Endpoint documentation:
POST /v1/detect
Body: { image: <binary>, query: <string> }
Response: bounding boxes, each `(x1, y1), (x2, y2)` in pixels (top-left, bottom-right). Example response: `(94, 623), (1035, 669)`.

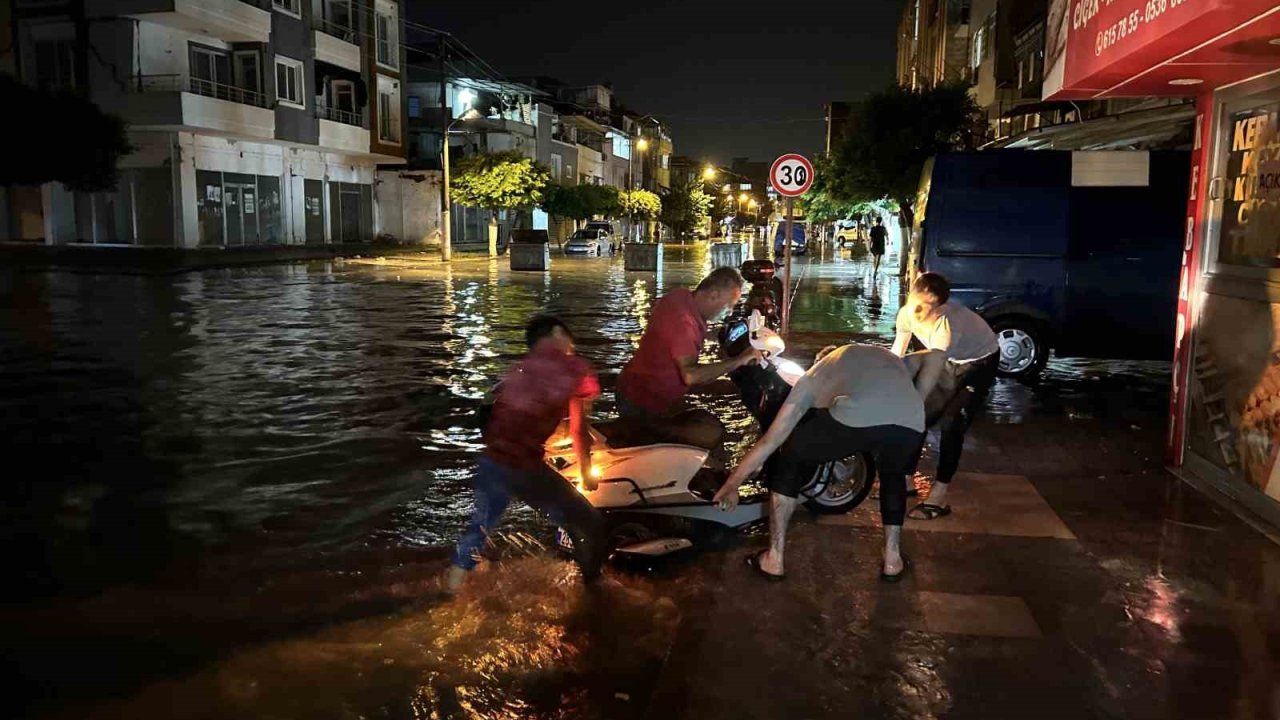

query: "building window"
(375, 0), (398, 69)
(21, 20), (78, 91)
(407, 95), (421, 118)
(190, 45), (231, 99)
(377, 75), (401, 144)
(550, 153), (563, 179)
(318, 0), (354, 40)
(611, 134), (630, 160)
(275, 56), (304, 109)
(272, 0), (301, 17)
(233, 50), (262, 105)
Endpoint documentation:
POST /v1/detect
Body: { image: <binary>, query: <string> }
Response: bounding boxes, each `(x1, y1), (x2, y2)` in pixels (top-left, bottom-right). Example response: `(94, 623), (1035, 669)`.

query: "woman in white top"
(891, 272), (999, 520)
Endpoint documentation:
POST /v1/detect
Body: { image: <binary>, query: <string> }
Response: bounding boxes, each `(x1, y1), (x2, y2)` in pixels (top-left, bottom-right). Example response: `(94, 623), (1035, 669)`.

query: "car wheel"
(989, 315), (1049, 381)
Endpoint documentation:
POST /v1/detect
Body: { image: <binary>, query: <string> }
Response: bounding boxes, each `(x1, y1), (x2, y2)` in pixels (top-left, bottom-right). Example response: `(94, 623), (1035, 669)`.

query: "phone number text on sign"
(1094, 0), (1191, 56)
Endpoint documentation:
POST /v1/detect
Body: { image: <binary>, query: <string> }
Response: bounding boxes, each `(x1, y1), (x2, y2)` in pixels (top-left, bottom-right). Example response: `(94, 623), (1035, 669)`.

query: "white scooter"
(547, 311), (875, 559)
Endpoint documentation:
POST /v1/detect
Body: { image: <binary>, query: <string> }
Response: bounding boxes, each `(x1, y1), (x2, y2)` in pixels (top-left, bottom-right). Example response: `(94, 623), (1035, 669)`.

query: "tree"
(451, 150), (551, 213)
(2, 73), (133, 192)
(659, 180), (713, 239)
(541, 184), (621, 228)
(826, 82), (979, 226)
(618, 189), (661, 219)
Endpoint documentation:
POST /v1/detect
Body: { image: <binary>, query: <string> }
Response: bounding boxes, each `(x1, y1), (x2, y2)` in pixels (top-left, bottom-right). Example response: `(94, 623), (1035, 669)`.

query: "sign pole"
(782, 196), (794, 337)
(768, 152), (812, 338)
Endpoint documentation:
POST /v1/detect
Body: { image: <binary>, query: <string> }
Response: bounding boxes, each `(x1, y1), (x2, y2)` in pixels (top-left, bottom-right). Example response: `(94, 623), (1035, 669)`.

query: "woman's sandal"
(908, 503), (952, 521)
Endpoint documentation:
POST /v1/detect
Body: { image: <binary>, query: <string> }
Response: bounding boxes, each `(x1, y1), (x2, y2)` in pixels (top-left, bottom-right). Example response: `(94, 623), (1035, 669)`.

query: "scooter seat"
(594, 414), (722, 451)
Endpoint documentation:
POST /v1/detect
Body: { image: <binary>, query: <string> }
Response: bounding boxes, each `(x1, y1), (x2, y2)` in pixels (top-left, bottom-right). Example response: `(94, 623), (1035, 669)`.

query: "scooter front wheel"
(801, 452), (875, 514)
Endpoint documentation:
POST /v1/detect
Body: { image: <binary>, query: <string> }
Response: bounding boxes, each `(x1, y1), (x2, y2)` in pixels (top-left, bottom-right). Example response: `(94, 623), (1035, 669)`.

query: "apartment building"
(961, 0), (1194, 149)
(897, 0), (972, 91)
(3, 0), (406, 247)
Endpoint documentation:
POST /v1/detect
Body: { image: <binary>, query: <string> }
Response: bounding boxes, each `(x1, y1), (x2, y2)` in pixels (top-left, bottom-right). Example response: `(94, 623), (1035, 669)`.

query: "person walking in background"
(891, 272), (999, 520)
(869, 216), (888, 275)
(446, 316), (607, 593)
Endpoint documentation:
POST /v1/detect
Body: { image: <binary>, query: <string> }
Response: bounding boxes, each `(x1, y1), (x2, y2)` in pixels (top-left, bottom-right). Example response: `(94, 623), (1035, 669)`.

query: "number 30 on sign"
(770, 154), (814, 197)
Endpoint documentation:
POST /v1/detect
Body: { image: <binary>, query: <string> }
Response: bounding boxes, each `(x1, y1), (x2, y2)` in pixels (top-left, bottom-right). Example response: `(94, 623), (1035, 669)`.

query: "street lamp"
(440, 105), (484, 261)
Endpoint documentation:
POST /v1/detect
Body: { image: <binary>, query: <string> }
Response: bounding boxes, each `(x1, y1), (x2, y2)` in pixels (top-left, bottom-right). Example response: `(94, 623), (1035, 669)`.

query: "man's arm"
(891, 330), (914, 357)
(569, 396), (595, 490)
(891, 305), (913, 357)
(676, 349), (759, 388)
(714, 380), (815, 505)
(903, 349), (948, 402)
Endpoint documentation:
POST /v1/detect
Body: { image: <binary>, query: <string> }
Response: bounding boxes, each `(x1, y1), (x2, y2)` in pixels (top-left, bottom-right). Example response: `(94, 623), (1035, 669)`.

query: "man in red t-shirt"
(615, 267), (761, 448)
(446, 316), (606, 593)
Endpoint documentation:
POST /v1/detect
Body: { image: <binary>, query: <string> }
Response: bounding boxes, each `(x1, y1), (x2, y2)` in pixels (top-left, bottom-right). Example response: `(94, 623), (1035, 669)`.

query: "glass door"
(224, 186), (243, 246)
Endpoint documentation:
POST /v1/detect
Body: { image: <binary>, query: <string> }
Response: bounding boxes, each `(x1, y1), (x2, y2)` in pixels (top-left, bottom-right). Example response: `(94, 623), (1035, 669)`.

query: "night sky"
(413, 0), (903, 164)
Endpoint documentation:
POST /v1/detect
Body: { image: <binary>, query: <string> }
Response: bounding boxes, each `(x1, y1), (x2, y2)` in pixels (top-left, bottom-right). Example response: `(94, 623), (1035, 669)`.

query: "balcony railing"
(317, 105), (365, 127)
(129, 74), (269, 108)
(314, 16), (356, 43)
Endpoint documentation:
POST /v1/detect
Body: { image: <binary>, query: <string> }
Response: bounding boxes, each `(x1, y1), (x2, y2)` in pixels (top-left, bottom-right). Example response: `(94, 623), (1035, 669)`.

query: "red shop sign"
(1045, 0), (1278, 99)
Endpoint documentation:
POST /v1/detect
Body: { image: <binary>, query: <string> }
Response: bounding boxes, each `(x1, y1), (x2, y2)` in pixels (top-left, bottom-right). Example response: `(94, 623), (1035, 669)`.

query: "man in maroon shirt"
(446, 316), (606, 593)
(615, 267), (761, 448)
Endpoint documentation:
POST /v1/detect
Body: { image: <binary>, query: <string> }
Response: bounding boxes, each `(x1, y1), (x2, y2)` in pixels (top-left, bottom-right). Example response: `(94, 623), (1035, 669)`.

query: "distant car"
(583, 220), (619, 250)
(563, 229), (609, 256)
(773, 222), (808, 257)
(834, 222), (861, 247)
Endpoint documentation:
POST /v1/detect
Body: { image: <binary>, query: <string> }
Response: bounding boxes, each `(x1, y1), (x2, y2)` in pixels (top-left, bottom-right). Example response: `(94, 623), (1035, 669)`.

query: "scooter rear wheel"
(801, 452), (875, 515)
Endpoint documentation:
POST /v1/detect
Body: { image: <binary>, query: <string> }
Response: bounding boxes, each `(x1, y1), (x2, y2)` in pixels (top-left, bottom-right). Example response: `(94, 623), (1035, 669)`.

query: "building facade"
(896, 0), (972, 91)
(3, 0), (406, 247)
(1043, 0), (1280, 528)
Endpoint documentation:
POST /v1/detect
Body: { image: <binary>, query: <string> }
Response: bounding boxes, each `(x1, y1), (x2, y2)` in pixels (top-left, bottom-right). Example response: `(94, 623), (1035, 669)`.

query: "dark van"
(907, 150), (1189, 379)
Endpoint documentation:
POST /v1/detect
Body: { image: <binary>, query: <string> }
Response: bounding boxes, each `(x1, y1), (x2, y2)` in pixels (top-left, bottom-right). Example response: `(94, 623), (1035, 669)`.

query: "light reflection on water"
(0, 248), (1170, 596)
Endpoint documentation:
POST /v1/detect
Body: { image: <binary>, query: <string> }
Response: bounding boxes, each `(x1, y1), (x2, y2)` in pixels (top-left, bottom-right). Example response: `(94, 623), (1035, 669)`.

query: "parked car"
(834, 221), (861, 247)
(908, 150), (1189, 380)
(772, 221), (808, 257)
(583, 220), (620, 251)
(563, 229), (610, 256)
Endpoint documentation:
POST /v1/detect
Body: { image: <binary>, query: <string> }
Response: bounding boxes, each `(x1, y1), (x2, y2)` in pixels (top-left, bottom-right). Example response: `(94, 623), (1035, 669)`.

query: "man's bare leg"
(759, 492), (798, 576)
(883, 524), (904, 575)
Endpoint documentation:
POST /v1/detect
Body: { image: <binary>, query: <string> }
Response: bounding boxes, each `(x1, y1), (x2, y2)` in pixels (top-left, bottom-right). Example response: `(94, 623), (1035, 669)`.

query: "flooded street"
(2, 243), (1213, 720)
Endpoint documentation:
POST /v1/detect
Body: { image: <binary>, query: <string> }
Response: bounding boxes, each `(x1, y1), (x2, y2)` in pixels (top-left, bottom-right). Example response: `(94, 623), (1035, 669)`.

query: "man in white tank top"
(892, 272), (1000, 520)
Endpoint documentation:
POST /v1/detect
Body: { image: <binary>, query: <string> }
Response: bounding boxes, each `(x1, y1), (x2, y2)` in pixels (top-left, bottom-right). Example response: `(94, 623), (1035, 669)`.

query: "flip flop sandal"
(745, 551), (785, 582)
(908, 503), (952, 521)
(880, 555), (911, 583)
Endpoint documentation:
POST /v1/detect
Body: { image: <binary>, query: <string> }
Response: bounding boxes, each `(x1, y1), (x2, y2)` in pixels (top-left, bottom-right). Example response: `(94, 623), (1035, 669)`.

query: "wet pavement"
(2, 240), (1278, 718)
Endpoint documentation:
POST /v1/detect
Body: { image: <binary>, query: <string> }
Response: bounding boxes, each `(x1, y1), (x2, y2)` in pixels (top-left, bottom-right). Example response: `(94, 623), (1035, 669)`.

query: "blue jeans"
(452, 456), (606, 579)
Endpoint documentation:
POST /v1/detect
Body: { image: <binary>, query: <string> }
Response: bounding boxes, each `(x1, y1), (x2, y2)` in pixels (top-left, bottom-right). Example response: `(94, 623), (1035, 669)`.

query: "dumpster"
(711, 241), (747, 269)
(509, 229), (550, 271)
(624, 242), (662, 271)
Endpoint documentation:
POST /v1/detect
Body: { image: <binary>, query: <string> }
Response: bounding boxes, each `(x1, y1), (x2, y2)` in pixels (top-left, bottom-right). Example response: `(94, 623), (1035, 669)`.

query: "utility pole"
(437, 37), (452, 262)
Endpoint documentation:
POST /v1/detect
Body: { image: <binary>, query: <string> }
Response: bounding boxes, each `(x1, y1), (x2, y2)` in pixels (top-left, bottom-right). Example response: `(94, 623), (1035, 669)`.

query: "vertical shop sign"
(1167, 101), (1213, 466)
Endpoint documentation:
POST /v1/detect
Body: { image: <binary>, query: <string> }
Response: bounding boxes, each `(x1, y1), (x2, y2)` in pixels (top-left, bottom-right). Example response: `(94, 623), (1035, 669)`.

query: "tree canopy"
(619, 189), (661, 219)
(659, 180), (713, 238)
(1, 73), (133, 192)
(541, 184), (620, 222)
(451, 150), (550, 211)
(825, 82), (979, 218)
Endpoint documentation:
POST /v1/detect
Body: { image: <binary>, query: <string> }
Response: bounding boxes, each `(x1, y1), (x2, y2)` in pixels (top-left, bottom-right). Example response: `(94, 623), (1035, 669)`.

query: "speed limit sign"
(770, 153), (814, 197)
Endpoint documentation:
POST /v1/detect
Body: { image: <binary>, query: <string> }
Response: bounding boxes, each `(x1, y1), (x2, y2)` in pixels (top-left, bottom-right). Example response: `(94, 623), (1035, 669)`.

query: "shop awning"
(998, 102), (1196, 150)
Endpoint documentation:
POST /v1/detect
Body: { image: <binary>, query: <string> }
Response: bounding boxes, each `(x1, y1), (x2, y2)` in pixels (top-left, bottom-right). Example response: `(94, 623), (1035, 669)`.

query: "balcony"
(313, 17), (361, 73)
(121, 74), (275, 140)
(316, 104), (364, 128)
(114, 0), (270, 44)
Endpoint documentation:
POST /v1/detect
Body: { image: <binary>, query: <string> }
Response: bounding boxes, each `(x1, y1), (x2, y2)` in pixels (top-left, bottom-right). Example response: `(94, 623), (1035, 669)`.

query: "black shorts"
(870, 239), (886, 255)
(766, 409), (924, 498)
